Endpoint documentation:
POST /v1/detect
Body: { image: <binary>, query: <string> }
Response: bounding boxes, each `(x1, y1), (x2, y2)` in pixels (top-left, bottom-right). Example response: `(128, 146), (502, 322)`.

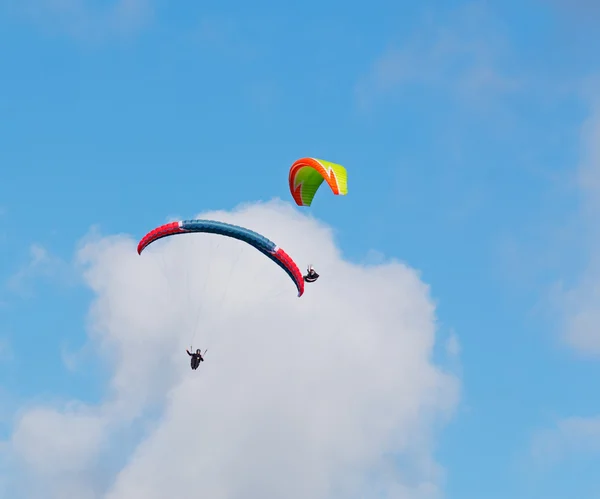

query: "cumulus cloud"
(2, 200), (460, 499)
(11, 405), (110, 498)
(355, 4), (521, 111)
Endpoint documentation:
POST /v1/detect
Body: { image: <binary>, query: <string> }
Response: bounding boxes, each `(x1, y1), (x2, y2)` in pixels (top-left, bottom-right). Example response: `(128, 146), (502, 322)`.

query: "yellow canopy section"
(288, 157), (348, 207)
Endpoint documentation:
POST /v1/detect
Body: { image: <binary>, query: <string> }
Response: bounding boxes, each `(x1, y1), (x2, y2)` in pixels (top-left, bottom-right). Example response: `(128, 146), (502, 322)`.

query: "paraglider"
(137, 218), (305, 297)
(288, 157), (348, 207)
(303, 265), (319, 283)
(187, 348), (205, 370)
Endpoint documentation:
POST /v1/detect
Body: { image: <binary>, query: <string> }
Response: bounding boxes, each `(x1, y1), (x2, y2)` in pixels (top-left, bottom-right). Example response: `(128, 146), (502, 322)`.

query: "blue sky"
(2, 1), (600, 498)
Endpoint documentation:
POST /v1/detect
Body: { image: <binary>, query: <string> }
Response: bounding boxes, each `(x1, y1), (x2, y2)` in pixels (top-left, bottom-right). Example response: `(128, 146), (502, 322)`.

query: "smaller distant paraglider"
(186, 348), (205, 370)
(288, 157), (348, 207)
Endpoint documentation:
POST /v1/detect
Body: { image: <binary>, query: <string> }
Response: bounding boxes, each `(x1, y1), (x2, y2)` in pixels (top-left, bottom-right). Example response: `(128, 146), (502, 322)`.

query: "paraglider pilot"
(303, 265), (319, 283)
(186, 348), (204, 370)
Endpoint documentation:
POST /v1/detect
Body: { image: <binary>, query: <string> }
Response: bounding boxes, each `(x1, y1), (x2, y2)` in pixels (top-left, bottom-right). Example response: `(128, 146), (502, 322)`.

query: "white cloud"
(13, 405), (107, 473)
(2, 200), (460, 499)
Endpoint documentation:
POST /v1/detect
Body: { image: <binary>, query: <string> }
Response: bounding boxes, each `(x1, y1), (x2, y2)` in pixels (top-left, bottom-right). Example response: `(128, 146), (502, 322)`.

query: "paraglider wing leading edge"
(137, 219), (305, 297)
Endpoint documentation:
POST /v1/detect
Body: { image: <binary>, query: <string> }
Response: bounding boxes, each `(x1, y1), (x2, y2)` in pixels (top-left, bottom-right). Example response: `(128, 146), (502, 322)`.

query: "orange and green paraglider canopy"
(288, 157), (348, 207)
